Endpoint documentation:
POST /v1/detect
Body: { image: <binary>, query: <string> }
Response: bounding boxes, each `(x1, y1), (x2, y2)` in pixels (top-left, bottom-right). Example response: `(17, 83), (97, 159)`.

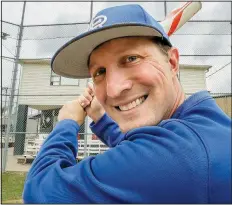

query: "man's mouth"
(115, 95), (148, 111)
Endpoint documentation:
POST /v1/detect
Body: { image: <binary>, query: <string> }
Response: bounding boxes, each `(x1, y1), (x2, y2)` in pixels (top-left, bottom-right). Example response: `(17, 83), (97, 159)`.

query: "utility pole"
(3, 87), (9, 125)
(2, 2), (26, 172)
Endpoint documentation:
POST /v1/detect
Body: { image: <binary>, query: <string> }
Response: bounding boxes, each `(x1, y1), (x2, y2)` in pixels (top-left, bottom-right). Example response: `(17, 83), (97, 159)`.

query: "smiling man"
(23, 4), (231, 204)
(89, 36), (184, 132)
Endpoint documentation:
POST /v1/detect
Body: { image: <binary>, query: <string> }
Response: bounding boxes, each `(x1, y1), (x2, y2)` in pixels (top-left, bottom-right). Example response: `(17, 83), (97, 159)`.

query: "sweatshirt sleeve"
(23, 119), (208, 204)
(89, 113), (125, 147)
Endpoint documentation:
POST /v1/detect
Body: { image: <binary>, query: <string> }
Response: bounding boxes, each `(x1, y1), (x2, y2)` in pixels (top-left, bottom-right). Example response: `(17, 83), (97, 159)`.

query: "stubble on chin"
(119, 116), (157, 133)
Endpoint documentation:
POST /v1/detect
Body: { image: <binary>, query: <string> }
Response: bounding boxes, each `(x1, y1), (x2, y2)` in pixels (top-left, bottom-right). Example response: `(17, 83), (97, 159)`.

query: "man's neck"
(168, 79), (185, 118)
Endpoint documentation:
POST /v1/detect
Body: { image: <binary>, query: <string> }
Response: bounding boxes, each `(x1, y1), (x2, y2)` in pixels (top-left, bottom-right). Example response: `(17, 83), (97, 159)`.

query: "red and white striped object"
(160, 2), (202, 36)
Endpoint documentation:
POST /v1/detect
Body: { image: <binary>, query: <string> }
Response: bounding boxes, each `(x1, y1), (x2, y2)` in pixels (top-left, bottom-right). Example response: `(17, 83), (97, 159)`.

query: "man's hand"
(58, 99), (86, 126)
(79, 83), (105, 123)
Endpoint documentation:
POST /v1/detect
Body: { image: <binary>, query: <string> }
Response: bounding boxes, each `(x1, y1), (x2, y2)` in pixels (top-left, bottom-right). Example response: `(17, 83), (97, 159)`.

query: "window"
(50, 71), (80, 86)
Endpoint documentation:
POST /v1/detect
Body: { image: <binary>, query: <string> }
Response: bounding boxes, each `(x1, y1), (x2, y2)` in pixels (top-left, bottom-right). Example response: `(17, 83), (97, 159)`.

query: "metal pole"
(83, 2), (93, 158)
(84, 79), (89, 157)
(3, 88), (8, 128)
(2, 2), (26, 172)
(164, 1), (167, 17)
(90, 1), (93, 21)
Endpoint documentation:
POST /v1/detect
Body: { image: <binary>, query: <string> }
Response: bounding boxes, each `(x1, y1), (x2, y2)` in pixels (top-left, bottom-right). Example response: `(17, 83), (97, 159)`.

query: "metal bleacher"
(19, 137), (109, 164)
(77, 140), (109, 161)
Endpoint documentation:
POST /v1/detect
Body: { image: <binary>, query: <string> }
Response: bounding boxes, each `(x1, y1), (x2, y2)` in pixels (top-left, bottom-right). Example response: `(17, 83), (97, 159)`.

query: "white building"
(18, 58), (93, 137)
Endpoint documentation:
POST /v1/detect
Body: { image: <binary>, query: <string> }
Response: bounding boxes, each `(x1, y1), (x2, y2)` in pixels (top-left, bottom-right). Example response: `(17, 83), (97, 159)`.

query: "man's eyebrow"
(88, 44), (141, 69)
(88, 61), (96, 71)
(88, 61), (99, 74)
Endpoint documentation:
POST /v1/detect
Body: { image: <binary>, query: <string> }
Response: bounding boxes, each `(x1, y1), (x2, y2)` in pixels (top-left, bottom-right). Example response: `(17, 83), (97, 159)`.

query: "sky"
(1, 1), (231, 93)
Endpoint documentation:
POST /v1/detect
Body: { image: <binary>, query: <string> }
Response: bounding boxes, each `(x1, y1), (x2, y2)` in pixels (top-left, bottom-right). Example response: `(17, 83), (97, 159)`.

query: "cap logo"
(89, 15), (107, 30)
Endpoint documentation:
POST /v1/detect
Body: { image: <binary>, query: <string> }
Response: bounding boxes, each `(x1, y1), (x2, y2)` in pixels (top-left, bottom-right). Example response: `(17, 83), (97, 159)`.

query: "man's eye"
(94, 67), (106, 77)
(126, 56), (138, 63)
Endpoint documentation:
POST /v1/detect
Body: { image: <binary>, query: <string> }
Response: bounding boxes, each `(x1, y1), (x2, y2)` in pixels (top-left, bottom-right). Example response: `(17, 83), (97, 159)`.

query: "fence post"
(14, 105), (28, 155)
(2, 2), (26, 172)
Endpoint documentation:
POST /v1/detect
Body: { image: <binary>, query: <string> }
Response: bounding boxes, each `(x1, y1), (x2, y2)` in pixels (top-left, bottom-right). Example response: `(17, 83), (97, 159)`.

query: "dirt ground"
(2, 147), (31, 172)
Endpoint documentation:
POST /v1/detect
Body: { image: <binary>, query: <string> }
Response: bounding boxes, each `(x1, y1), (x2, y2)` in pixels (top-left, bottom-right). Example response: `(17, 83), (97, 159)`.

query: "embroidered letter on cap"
(89, 15), (107, 30)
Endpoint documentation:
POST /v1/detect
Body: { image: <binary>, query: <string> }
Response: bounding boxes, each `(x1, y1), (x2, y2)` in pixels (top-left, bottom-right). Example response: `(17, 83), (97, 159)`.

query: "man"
(23, 4), (231, 203)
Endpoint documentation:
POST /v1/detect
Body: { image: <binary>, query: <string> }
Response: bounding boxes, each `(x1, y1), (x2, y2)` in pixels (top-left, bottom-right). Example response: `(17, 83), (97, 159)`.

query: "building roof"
(19, 58), (51, 65)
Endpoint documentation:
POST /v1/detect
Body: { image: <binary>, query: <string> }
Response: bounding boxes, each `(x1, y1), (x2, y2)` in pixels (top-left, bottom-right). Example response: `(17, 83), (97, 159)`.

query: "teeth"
(136, 99), (140, 105)
(132, 101), (136, 108)
(120, 105), (127, 111)
(118, 96), (146, 111)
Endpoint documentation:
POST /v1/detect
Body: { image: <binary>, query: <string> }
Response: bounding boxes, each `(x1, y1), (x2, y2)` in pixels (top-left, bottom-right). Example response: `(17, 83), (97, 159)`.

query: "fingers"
(78, 95), (90, 108)
(58, 99), (86, 125)
(84, 87), (93, 101)
(78, 82), (96, 109)
(87, 82), (95, 96)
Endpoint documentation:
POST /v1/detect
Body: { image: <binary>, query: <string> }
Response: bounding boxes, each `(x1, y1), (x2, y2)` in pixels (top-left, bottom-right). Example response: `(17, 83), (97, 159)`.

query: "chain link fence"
(1, 2), (231, 172)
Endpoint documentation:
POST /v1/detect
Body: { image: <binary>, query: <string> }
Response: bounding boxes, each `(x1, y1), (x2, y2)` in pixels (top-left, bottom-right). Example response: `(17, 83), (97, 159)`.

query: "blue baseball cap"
(51, 4), (172, 78)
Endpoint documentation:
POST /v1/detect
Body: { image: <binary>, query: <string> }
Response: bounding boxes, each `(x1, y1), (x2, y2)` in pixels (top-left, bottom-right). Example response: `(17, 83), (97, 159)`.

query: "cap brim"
(51, 24), (163, 79)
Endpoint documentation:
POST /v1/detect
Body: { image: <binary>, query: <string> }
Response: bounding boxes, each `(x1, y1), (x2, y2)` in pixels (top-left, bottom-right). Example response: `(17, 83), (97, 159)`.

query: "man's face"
(89, 37), (180, 133)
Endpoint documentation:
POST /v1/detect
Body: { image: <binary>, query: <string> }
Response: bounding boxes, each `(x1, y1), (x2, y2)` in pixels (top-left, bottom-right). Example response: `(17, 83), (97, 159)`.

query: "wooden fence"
(213, 96), (231, 118)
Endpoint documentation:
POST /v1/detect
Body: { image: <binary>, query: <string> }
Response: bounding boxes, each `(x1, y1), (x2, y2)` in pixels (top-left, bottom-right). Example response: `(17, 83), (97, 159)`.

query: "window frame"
(50, 70), (80, 86)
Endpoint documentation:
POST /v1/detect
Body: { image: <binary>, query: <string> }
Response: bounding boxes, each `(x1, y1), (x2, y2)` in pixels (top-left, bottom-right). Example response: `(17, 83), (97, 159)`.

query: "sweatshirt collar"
(171, 90), (212, 119)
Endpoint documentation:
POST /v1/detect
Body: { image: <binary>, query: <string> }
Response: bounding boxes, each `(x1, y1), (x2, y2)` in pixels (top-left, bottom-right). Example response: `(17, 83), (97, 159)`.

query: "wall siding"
(180, 68), (206, 95)
(19, 64), (89, 107)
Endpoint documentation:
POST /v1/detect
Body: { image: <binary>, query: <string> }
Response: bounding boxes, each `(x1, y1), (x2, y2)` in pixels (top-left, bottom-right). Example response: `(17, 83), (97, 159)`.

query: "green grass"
(2, 172), (27, 203)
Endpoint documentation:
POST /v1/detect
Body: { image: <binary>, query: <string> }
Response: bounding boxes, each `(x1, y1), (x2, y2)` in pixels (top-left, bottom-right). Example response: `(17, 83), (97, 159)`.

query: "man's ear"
(168, 47), (179, 77)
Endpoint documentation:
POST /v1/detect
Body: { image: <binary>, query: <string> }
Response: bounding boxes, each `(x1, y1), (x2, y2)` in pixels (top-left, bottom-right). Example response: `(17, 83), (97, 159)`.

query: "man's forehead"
(94, 36), (153, 50)
(89, 36), (153, 62)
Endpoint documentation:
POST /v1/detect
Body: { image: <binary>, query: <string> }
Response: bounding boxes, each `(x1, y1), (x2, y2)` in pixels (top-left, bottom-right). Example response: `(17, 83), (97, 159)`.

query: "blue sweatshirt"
(23, 91), (231, 203)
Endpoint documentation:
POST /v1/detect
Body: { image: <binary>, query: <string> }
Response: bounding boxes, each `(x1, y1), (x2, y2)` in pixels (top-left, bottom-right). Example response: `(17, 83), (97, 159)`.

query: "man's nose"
(106, 70), (132, 98)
